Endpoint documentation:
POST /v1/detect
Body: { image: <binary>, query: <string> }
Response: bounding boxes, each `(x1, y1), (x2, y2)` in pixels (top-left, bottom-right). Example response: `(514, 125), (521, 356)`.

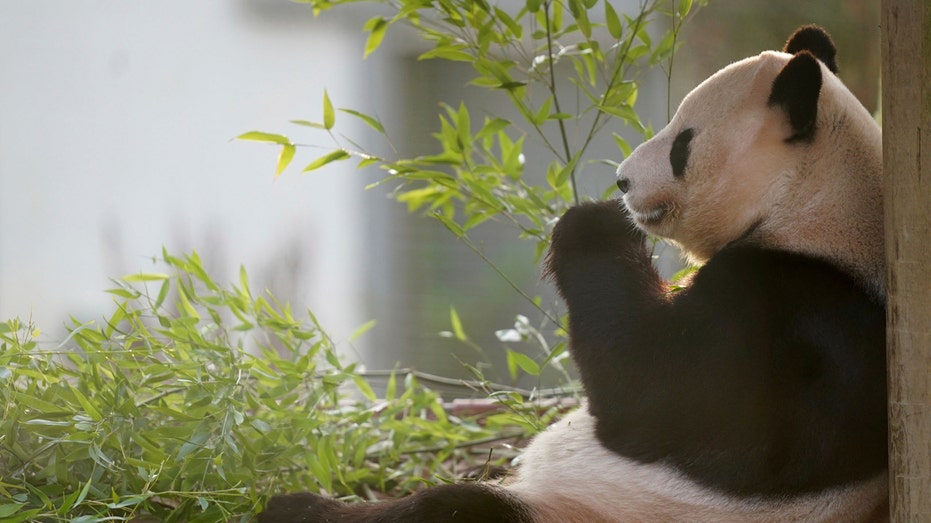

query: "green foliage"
(0, 252), (556, 521)
(1, 2), (709, 520)
(247, 0), (706, 265)
(239, 0), (706, 405)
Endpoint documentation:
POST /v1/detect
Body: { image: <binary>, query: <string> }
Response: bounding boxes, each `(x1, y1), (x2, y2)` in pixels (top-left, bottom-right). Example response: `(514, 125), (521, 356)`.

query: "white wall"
(0, 1), (373, 344)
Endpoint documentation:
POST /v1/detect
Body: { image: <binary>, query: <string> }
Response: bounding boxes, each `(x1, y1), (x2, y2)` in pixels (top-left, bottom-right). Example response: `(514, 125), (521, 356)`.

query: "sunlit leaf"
(339, 108), (386, 135)
(494, 7), (522, 38)
(276, 144), (296, 177)
(349, 320), (376, 342)
(0, 504), (24, 518)
(613, 133), (632, 158)
(456, 102), (471, 151)
(475, 117), (510, 141)
(323, 90), (335, 130)
(303, 149), (350, 172)
(533, 97), (552, 126)
(678, 0), (693, 17)
(540, 341), (568, 370)
(605, 2), (622, 39)
(385, 372), (397, 401)
(495, 81), (527, 90)
(290, 119), (326, 129)
(69, 384), (103, 421)
(506, 349), (540, 380)
(449, 307), (467, 341)
(235, 131), (291, 145)
(122, 272), (169, 282)
(363, 16), (388, 58)
(418, 45), (473, 62)
(352, 375), (377, 402)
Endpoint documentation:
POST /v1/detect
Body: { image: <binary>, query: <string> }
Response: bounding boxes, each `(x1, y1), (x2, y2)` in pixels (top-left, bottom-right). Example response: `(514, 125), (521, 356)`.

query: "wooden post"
(882, 1), (931, 520)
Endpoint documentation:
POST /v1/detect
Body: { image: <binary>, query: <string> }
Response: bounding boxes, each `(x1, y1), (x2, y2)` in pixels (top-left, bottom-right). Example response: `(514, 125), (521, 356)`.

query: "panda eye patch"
(670, 128), (694, 178)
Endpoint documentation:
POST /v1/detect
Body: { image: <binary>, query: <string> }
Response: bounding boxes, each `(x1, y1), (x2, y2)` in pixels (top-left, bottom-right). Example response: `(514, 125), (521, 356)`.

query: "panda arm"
(546, 201), (887, 495)
(545, 201), (674, 441)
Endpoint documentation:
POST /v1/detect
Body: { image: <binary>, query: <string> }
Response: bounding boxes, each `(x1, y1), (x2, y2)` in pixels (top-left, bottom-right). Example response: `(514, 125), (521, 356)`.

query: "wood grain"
(881, 1), (931, 520)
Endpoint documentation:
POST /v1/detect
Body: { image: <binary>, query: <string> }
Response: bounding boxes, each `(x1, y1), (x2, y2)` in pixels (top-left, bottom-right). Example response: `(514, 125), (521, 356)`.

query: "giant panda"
(258, 25), (887, 522)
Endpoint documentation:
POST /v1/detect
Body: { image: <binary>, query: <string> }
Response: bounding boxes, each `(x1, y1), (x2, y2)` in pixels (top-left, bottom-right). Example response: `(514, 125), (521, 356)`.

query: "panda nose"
(617, 177), (630, 194)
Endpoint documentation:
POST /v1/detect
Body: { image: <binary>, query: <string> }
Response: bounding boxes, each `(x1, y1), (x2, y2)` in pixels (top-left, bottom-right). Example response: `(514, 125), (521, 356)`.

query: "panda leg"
(258, 483), (534, 523)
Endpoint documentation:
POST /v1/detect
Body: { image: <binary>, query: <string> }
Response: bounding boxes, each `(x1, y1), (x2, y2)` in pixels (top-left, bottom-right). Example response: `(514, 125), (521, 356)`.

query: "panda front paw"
(549, 200), (645, 256)
(544, 200), (648, 289)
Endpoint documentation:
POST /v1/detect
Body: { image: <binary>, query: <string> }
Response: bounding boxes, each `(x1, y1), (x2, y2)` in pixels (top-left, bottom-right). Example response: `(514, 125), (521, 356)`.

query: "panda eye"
(670, 128), (694, 178)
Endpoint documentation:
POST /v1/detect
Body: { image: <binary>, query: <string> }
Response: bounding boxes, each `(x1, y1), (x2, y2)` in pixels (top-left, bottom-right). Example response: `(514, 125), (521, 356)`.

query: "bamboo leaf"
(418, 45), (473, 62)
(613, 133), (632, 158)
(449, 307), (467, 341)
(495, 81), (527, 90)
(475, 117), (510, 141)
(0, 504), (24, 518)
(176, 285), (200, 320)
(303, 150), (350, 172)
(69, 384), (103, 421)
(276, 144), (296, 177)
(533, 97), (553, 126)
(363, 16), (388, 58)
(494, 7), (522, 38)
(352, 374), (377, 402)
(339, 108), (386, 135)
(122, 272), (169, 282)
(385, 372), (397, 401)
(349, 320), (376, 342)
(554, 156), (578, 189)
(605, 2), (622, 39)
(506, 349), (540, 379)
(323, 90), (335, 130)
(678, 0), (693, 17)
(290, 119), (326, 129)
(236, 131), (291, 145)
(456, 103), (471, 151)
(433, 209), (465, 236)
(13, 392), (66, 414)
(540, 341), (567, 370)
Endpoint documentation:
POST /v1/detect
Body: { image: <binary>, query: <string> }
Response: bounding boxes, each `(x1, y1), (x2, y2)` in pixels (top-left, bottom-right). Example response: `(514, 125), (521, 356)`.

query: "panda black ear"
(768, 51), (822, 143)
(783, 25), (838, 74)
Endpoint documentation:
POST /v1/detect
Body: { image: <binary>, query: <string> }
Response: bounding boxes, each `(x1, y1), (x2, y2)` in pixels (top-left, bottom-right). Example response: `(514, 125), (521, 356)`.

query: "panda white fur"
(259, 25), (887, 523)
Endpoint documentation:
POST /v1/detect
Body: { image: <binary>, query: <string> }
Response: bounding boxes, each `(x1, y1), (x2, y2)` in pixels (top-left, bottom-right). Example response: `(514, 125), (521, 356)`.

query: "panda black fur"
(258, 25), (888, 523)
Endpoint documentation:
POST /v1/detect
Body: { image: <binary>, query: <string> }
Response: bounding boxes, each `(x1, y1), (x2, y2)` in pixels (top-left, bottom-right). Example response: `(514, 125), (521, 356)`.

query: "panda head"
(616, 25), (879, 266)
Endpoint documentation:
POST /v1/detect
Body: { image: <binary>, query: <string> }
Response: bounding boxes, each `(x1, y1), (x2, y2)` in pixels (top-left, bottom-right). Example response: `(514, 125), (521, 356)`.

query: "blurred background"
(0, 1), (880, 388)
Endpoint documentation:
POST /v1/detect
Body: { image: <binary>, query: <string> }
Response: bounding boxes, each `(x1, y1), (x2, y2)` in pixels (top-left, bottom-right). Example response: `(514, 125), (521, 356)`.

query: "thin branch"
(543, 0), (581, 206)
(374, 430), (527, 459)
(356, 368), (580, 399)
(575, 2), (652, 164)
(433, 216), (562, 329)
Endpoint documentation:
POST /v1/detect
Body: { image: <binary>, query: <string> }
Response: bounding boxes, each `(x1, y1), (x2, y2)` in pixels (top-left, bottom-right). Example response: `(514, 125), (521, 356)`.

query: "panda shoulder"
(686, 245), (879, 307)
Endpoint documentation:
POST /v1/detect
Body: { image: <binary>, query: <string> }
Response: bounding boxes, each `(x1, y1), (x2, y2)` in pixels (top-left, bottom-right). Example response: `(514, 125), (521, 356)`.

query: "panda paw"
(549, 200), (645, 255)
(545, 200), (647, 286)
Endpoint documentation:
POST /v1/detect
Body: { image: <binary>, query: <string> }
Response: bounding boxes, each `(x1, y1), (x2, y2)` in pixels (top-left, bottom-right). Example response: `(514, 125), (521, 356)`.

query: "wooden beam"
(882, 0), (931, 519)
